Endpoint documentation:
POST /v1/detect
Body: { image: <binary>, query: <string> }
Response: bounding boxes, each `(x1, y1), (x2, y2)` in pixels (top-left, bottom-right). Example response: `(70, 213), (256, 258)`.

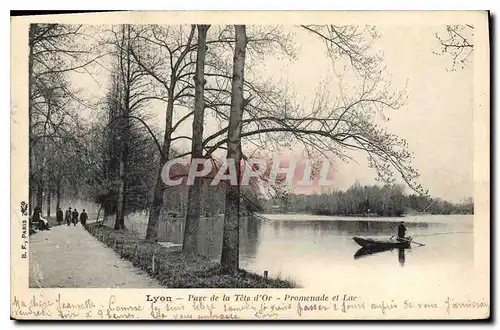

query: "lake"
(121, 212), (474, 289)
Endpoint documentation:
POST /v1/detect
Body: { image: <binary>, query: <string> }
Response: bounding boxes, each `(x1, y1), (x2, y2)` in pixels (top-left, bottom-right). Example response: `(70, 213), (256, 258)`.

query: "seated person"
(32, 207), (50, 231)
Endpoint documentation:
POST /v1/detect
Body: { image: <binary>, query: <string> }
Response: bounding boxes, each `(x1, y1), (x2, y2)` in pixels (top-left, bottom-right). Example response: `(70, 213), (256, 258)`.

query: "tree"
(28, 24), (103, 214)
(30, 66), (85, 218)
(129, 25), (197, 240)
(131, 25), (288, 241)
(220, 25), (248, 273)
(210, 25), (424, 273)
(435, 25), (474, 70)
(113, 25), (133, 230)
(183, 25), (211, 254)
(104, 24), (159, 229)
(178, 25), (296, 253)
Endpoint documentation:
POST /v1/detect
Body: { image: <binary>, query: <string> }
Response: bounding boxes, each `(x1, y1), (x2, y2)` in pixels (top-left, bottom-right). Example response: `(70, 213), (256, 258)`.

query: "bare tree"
(179, 26), (296, 254)
(28, 23), (103, 214)
(202, 25), (422, 273)
(301, 25), (381, 74)
(220, 25), (248, 272)
(183, 25), (211, 254)
(128, 25), (197, 241)
(106, 24), (154, 229)
(435, 24), (474, 70)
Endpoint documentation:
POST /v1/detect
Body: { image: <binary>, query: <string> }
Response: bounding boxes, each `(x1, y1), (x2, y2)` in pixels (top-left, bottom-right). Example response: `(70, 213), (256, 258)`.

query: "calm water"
(126, 213), (474, 288)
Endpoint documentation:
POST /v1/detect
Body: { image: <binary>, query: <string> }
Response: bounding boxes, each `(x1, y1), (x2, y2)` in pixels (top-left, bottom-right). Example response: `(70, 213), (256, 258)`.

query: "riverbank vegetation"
(268, 183), (474, 216)
(85, 222), (295, 288)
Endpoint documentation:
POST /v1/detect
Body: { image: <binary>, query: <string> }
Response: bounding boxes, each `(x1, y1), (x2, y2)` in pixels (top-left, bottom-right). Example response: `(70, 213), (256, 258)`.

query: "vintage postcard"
(10, 11), (490, 320)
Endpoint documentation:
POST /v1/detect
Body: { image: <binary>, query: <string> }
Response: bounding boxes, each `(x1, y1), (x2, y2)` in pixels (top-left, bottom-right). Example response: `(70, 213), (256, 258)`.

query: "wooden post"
(152, 254), (156, 274)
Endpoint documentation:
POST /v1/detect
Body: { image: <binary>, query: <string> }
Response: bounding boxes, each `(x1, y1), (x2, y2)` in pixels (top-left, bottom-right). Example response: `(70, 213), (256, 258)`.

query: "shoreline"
(258, 213), (474, 223)
(84, 222), (296, 289)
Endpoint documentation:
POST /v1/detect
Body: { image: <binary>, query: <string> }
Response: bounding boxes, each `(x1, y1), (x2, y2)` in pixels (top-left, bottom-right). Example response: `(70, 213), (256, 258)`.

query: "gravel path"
(29, 224), (161, 288)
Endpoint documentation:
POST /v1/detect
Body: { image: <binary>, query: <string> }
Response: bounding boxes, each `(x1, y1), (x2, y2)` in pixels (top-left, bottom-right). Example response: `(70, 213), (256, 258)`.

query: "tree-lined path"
(29, 225), (161, 288)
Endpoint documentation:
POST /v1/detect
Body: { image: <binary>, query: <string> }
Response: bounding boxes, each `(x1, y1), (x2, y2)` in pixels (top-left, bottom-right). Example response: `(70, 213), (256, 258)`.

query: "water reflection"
(353, 246), (407, 267)
(398, 248), (406, 267)
(261, 219), (432, 237)
(354, 246), (392, 259)
(158, 216), (446, 262)
(159, 215), (261, 261)
(155, 214), (472, 285)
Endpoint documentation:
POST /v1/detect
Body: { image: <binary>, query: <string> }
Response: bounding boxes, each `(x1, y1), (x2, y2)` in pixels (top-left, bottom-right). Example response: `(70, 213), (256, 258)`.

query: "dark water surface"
(153, 213), (474, 288)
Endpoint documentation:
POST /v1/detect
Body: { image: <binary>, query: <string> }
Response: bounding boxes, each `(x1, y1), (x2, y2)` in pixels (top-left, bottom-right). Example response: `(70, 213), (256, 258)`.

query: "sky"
(72, 24), (473, 203)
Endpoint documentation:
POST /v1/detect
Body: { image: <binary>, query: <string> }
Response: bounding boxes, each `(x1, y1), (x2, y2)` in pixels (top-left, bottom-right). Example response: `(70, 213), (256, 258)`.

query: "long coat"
(56, 210), (64, 223)
(79, 212), (88, 225)
(65, 210), (72, 224)
(72, 210), (79, 223)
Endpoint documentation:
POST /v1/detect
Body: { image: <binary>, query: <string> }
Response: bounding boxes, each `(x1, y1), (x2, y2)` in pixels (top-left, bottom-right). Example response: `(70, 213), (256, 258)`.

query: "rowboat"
(352, 236), (412, 249)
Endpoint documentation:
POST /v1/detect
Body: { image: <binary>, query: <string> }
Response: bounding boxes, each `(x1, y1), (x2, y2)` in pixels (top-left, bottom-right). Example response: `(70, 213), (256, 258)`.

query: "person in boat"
(56, 208), (64, 226)
(65, 207), (72, 226)
(79, 209), (88, 226)
(72, 208), (79, 226)
(397, 221), (407, 240)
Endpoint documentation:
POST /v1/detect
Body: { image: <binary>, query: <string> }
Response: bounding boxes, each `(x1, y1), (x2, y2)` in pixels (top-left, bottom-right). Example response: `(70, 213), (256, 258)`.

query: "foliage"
(269, 183), (474, 217)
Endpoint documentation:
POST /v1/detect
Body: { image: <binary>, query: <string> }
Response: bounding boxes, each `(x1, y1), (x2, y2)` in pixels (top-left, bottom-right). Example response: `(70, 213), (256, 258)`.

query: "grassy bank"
(84, 222), (296, 288)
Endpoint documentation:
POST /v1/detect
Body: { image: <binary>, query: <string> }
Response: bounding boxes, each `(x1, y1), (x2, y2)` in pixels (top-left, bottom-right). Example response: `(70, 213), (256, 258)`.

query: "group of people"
(56, 207), (88, 226)
(31, 206), (89, 231)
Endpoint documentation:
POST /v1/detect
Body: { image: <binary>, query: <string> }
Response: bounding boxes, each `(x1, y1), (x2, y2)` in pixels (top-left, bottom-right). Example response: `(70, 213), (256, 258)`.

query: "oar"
(399, 237), (426, 247)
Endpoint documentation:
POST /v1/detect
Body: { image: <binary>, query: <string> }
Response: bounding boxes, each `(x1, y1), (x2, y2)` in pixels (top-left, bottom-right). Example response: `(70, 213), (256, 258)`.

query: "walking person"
(65, 207), (72, 226)
(72, 208), (79, 226)
(56, 208), (63, 226)
(79, 209), (88, 226)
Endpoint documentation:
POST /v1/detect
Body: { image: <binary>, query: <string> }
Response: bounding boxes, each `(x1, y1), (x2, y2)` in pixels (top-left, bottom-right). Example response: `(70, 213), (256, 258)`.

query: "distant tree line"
(267, 182), (474, 216)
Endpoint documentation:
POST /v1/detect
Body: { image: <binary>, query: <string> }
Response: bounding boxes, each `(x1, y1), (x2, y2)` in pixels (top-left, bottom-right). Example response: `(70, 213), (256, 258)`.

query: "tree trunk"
(36, 97), (51, 215)
(183, 24), (210, 254)
(104, 207), (110, 225)
(46, 189), (51, 219)
(28, 25), (35, 216)
(220, 25), (247, 273)
(115, 116), (129, 230)
(114, 25), (132, 230)
(55, 179), (61, 211)
(36, 185), (43, 213)
(115, 146), (127, 229)
(96, 205), (103, 222)
(145, 96), (174, 240)
(143, 26), (196, 241)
